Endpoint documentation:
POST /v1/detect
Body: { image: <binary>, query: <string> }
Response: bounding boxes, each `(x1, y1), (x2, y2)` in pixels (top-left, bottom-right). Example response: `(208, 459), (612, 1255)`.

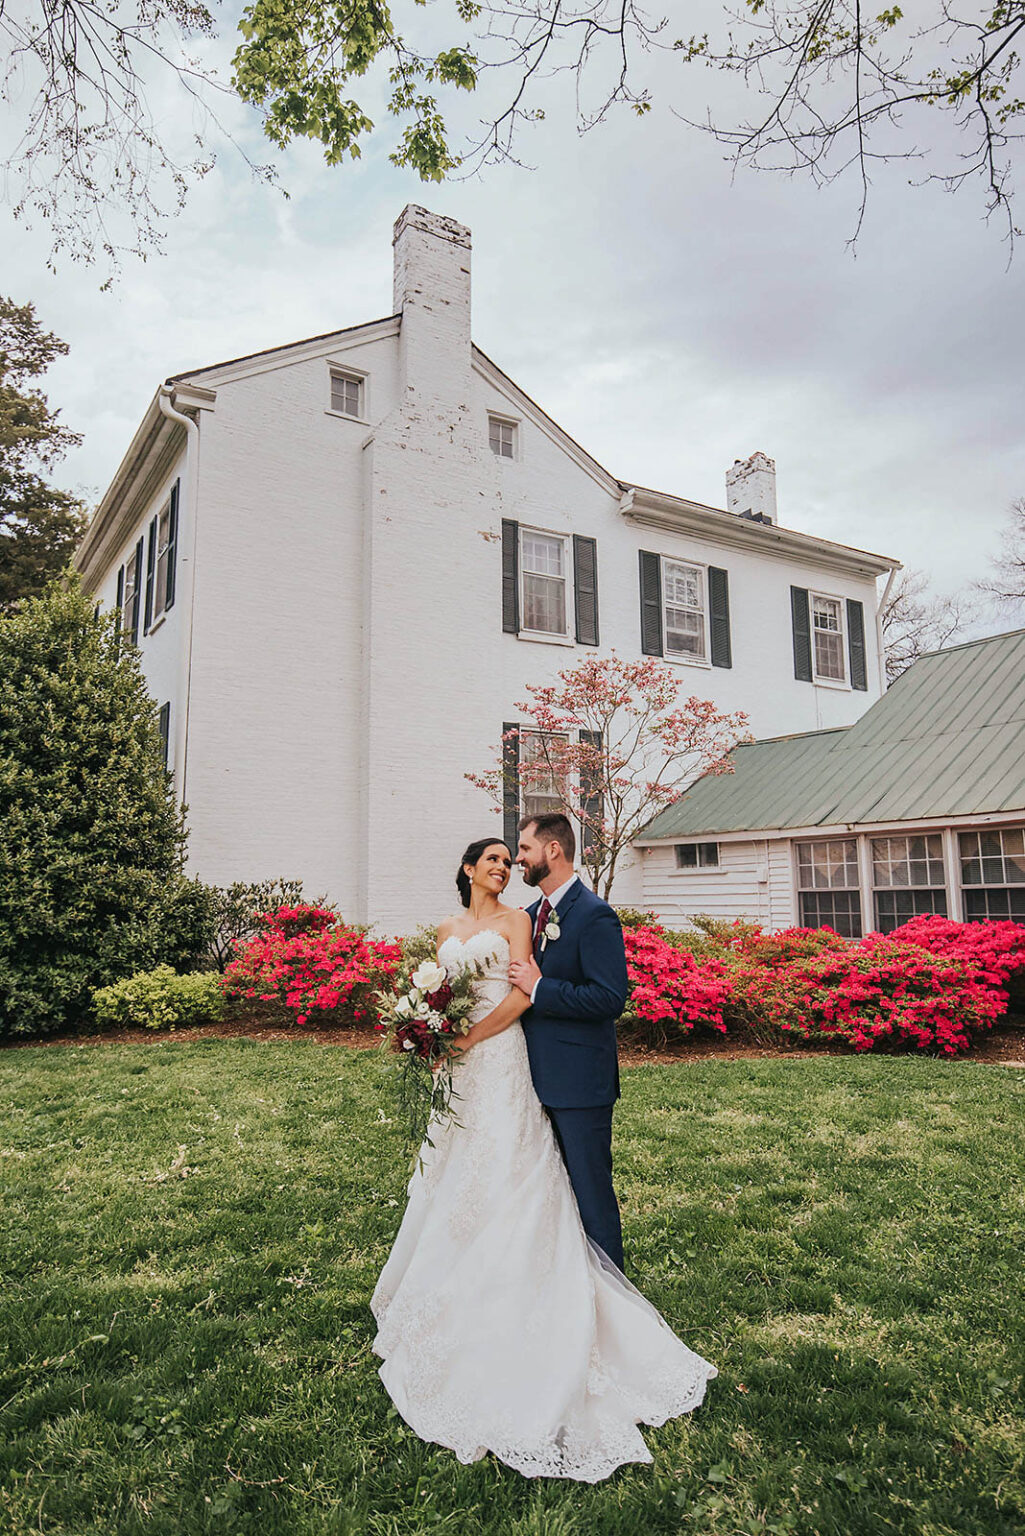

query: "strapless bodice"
(437, 930), (512, 1023)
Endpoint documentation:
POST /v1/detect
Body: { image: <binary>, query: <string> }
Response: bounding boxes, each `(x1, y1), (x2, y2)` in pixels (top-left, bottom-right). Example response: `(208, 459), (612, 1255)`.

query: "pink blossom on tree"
(466, 652), (748, 900)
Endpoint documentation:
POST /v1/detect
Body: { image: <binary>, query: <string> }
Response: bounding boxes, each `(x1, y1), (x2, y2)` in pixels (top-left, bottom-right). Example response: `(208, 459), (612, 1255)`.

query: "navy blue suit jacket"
(520, 880), (628, 1110)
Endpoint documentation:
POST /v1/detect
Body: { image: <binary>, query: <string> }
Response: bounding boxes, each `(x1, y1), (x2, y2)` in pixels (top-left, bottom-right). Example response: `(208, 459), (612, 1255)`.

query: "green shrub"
(614, 906), (663, 930)
(91, 966), (225, 1032)
(206, 878), (307, 971)
(0, 578), (215, 1036)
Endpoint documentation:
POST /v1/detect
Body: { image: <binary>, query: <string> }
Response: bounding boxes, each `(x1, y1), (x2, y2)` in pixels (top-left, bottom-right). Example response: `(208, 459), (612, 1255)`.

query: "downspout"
(875, 563), (901, 694)
(157, 386), (200, 808)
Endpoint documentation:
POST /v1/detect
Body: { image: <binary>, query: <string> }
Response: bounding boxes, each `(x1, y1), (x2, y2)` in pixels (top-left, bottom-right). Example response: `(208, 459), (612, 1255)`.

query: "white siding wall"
(641, 838), (798, 930)
(183, 334), (399, 916)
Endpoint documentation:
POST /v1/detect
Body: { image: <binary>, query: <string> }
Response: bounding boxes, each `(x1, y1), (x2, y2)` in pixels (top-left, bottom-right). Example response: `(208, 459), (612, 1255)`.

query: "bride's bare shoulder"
(436, 915), (464, 943)
(498, 906), (532, 936)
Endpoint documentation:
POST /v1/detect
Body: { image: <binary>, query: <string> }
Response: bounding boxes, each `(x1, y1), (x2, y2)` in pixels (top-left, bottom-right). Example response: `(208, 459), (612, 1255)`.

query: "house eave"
(620, 487), (899, 580)
(635, 805), (1025, 847)
(73, 386), (209, 590)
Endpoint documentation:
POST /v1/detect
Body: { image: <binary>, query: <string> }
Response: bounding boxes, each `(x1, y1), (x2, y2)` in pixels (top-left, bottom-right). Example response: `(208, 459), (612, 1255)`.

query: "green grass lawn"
(0, 1041), (1022, 1536)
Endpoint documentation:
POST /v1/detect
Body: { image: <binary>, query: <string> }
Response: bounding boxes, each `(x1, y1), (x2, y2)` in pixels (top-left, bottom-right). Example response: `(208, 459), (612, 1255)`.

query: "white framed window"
(872, 834), (948, 932)
(675, 842), (719, 870)
(811, 593), (846, 682)
(121, 546), (141, 639)
(521, 529), (569, 637)
(520, 730), (569, 821)
(795, 838), (862, 936)
(329, 369), (364, 419)
(662, 558), (708, 662)
(489, 415), (517, 458)
(152, 499), (173, 626)
(959, 828), (1025, 922)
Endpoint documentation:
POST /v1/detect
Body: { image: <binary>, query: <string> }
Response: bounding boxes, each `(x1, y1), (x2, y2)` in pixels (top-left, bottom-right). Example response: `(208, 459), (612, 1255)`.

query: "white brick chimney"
(726, 451), (777, 525)
(392, 205), (472, 401)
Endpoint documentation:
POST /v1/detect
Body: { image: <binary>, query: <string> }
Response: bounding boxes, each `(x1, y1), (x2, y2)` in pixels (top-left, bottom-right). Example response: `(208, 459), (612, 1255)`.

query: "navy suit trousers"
(546, 1103), (624, 1271)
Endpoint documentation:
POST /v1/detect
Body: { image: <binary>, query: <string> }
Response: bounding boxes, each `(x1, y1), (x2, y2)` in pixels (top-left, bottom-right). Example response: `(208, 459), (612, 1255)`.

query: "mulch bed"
(7, 1014), (1025, 1067)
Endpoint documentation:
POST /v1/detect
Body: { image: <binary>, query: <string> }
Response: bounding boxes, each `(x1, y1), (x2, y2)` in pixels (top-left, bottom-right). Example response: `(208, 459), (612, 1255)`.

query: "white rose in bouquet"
(411, 960), (447, 993)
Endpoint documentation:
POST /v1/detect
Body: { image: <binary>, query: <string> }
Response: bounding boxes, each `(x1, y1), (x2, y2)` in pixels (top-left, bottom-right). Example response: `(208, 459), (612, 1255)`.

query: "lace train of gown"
(371, 930), (717, 1482)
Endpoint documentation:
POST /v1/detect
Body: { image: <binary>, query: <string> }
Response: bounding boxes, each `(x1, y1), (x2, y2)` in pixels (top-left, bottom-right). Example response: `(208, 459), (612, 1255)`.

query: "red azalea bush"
(623, 925), (732, 1035)
(726, 933), (1005, 1055)
(223, 907), (402, 1026)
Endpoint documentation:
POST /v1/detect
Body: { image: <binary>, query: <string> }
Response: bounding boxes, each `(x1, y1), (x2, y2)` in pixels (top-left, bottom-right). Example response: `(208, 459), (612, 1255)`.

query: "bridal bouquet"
(375, 947), (483, 1161)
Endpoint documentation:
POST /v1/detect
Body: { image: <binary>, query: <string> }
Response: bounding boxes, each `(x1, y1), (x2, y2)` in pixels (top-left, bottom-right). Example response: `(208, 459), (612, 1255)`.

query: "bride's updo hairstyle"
(456, 838), (511, 908)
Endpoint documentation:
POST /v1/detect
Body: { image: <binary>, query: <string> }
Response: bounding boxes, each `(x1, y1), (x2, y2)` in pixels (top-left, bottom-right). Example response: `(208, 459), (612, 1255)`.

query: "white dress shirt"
(529, 873), (579, 1003)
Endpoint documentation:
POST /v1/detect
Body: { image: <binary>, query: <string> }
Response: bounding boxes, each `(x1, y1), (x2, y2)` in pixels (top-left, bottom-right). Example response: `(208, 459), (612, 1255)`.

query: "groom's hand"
(509, 957), (542, 996)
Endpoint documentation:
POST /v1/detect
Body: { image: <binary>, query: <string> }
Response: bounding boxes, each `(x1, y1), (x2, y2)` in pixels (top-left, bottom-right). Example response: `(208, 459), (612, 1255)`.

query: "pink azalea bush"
(223, 906), (402, 1026)
(623, 916), (1025, 1056)
(888, 914), (1025, 1001)
(726, 932), (1005, 1054)
(623, 925), (732, 1034)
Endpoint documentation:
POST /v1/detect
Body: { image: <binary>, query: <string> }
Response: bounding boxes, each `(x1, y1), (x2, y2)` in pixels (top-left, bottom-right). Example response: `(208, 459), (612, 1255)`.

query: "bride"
(371, 836), (716, 1482)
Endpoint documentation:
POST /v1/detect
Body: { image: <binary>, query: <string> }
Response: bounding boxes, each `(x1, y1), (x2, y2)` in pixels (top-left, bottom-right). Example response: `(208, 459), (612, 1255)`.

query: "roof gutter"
(157, 386), (200, 808)
(875, 563), (901, 693)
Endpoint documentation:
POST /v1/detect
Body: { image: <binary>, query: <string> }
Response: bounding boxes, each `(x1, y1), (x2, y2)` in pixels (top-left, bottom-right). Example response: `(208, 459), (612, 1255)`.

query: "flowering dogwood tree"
(466, 653), (748, 900)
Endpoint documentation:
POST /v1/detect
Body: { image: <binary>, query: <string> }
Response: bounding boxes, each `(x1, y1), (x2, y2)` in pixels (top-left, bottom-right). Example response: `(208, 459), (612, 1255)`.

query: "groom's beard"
(521, 857), (550, 888)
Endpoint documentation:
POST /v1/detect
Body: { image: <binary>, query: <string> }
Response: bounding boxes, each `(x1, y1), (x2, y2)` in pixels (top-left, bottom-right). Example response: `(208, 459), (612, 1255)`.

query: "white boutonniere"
(541, 913), (561, 952)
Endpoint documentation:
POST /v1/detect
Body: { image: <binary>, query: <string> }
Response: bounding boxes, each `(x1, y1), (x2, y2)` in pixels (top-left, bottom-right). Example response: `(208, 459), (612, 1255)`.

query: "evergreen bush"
(0, 578), (215, 1036)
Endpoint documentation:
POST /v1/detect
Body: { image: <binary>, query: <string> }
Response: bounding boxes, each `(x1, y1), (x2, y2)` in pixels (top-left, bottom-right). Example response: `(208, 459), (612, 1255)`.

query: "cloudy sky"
(3, 10), (1023, 621)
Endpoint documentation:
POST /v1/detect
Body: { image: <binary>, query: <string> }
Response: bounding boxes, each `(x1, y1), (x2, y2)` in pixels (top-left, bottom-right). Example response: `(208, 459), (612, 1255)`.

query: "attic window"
(489, 416), (517, 458)
(330, 369), (363, 418)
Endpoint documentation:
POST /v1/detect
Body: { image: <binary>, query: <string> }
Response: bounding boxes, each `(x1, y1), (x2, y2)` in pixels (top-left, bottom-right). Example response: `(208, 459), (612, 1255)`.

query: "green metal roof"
(638, 627), (1025, 841)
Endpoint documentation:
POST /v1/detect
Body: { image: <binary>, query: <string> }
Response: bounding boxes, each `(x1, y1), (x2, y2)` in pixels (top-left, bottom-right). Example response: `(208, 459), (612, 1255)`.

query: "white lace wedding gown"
(371, 930), (717, 1482)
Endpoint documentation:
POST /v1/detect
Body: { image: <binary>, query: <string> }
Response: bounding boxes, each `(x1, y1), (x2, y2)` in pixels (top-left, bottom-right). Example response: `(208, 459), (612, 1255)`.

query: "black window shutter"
(847, 598), (868, 690)
(708, 566), (732, 669)
(502, 722), (520, 850)
(115, 566), (124, 641)
(579, 728), (603, 853)
(791, 586), (812, 682)
(130, 539), (144, 645)
(158, 702), (171, 768)
(166, 480), (180, 610)
(502, 520), (519, 633)
(639, 551), (663, 656)
(573, 535), (599, 646)
(144, 516), (157, 631)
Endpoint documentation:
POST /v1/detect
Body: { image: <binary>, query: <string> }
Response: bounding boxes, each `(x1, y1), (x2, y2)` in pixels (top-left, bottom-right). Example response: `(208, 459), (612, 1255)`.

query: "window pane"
(799, 890), (862, 937)
(523, 573), (566, 634)
(964, 887), (1025, 922)
(875, 888), (948, 933)
(522, 533), (563, 576)
(814, 628), (845, 680)
(521, 732), (568, 820)
(699, 843), (720, 867)
(797, 839), (858, 890)
(979, 831), (1003, 859)
(675, 844), (698, 868)
(331, 374), (361, 415)
(665, 607), (706, 658)
(812, 596), (841, 631)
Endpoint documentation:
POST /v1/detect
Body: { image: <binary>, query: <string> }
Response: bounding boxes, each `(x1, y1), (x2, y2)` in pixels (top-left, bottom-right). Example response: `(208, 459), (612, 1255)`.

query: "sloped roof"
(638, 627), (1025, 840)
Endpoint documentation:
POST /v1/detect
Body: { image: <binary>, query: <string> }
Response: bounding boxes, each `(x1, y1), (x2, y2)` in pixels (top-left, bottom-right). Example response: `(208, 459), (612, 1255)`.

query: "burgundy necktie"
(533, 896), (552, 954)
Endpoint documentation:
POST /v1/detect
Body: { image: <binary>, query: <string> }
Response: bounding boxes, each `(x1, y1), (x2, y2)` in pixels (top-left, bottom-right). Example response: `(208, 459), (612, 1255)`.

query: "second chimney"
(726, 452), (777, 524)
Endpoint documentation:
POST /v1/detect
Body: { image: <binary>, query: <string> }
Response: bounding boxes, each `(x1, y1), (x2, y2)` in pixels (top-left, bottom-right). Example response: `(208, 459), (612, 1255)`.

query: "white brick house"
(75, 206), (899, 934)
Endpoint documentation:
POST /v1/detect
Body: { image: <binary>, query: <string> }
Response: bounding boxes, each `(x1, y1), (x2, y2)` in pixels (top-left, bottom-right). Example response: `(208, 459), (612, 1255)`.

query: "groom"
(509, 813), (629, 1270)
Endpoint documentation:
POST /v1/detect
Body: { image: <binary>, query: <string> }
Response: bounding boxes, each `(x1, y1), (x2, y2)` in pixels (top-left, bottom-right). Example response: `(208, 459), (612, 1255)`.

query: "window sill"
(145, 613), (168, 638)
(324, 409), (369, 425)
(516, 629), (575, 648)
(812, 675), (850, 691)
(663, 652), (712, 669)
(667, 867), (728, 877)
